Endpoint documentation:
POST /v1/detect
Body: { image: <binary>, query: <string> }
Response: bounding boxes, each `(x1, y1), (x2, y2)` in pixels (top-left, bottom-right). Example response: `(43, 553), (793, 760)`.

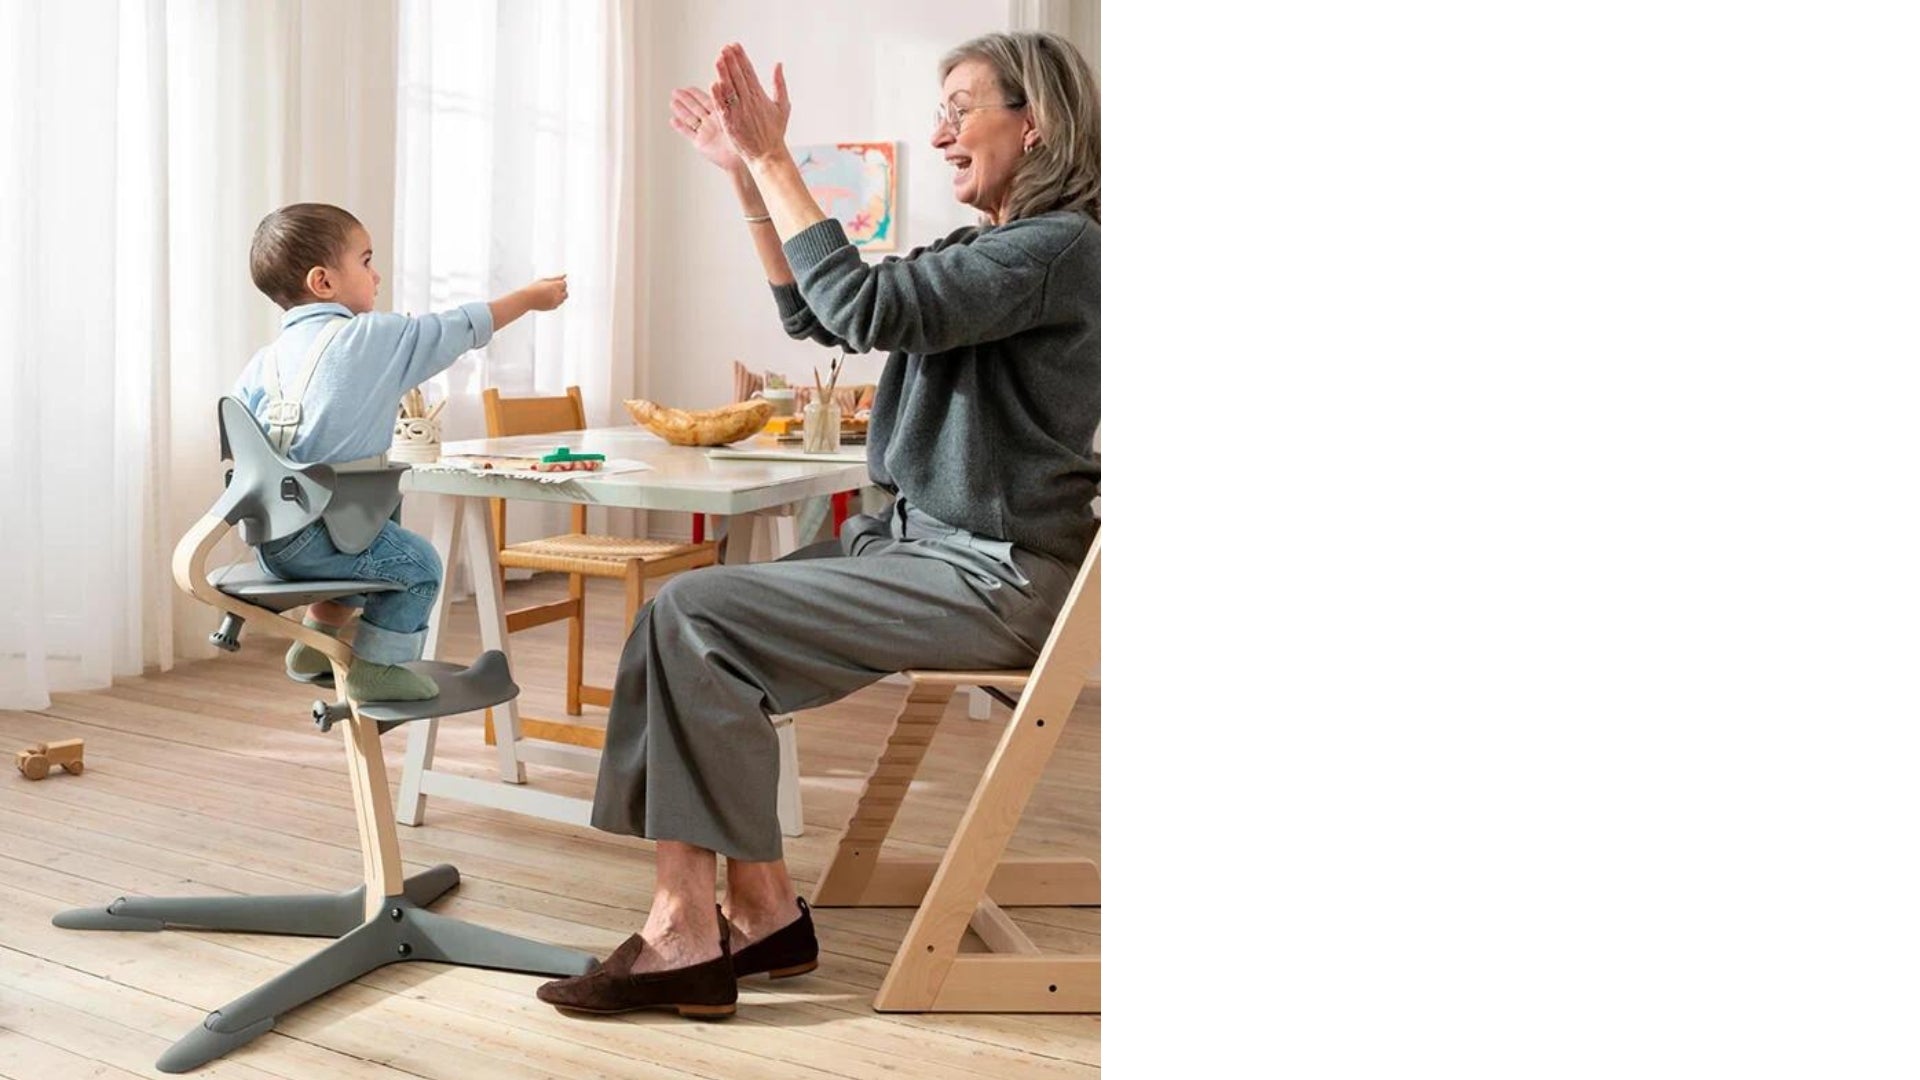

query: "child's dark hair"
(249, 203), (363, 309)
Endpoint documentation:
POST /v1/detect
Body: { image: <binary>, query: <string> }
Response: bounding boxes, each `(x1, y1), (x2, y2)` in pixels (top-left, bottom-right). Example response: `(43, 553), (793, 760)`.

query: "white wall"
(639, 0), (1011, 412)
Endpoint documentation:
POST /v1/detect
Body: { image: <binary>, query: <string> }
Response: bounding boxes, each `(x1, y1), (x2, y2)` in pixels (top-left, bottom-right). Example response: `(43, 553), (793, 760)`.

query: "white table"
(394, 427), (868, 831)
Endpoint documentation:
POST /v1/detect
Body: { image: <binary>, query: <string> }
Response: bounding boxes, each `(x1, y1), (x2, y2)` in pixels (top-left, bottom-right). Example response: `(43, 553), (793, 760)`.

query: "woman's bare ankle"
(634, 904), (723, 973)
(723, 858), (798, 944)
(722, 896), (801, 945)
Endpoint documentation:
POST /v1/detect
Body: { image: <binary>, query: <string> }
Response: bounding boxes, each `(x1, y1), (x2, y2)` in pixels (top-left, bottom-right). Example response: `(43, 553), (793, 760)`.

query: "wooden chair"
(481, 386), (718, 741)
(812, 530), (1101, 1012)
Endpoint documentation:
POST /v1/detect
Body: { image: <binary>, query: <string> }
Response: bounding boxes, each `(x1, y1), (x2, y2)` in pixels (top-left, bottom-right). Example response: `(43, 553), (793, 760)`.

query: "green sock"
(345, 660), (439, 703)
(285, 618), (344, 679)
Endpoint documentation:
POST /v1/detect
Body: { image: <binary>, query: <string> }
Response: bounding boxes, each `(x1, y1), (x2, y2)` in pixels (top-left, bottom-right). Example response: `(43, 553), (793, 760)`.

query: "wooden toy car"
(16, 739), (84, 780)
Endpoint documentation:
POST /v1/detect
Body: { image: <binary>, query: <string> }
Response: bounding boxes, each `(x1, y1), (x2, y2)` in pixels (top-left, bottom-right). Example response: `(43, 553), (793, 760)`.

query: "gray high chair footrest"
(209, 561), (402, 612)
(352, 649), (519, 729)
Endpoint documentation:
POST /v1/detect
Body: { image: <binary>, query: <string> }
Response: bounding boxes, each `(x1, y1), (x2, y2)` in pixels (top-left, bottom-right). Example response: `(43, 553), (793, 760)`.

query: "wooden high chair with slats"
(812, 530), (1101, 1012)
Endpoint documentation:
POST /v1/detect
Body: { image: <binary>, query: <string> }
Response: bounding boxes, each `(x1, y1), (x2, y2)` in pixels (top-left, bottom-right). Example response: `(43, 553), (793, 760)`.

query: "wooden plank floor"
(0, 573), (1100, 1079)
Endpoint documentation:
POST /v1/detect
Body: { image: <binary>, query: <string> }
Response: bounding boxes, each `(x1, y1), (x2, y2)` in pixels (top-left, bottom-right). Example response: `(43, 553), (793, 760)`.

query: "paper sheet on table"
(414, 456), (653, 483)
(706, 447), (867, 464)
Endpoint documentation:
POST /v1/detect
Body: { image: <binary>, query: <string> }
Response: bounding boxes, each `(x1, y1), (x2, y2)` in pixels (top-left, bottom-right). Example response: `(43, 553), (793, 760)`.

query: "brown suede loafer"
(731, 897), (820, 980)
(535, 923), (737, 1019)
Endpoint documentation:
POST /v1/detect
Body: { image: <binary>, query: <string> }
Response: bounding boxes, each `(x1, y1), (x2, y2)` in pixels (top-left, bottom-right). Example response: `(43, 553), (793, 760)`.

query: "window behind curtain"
(392, 0), (634, 558)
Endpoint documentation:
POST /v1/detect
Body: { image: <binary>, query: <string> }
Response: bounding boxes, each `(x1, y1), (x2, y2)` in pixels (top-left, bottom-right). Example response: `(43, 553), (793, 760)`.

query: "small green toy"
(534, 447), (606, 472)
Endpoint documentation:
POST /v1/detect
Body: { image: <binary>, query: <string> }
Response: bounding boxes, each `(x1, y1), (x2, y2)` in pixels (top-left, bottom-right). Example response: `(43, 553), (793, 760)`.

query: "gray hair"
(940, 32), (1100, 224)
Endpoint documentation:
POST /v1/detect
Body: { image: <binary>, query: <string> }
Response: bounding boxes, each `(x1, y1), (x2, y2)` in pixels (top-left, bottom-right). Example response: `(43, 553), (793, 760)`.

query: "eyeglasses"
(934, 99), (1025, 132)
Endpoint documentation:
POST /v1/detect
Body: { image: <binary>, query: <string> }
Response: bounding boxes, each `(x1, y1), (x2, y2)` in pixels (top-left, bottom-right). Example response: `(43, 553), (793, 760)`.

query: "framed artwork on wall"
(795, 141), (898, 251)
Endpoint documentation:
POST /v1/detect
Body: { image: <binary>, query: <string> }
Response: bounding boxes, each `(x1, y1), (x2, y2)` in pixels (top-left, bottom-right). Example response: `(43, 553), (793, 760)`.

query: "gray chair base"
(54, 864), (594, 1073)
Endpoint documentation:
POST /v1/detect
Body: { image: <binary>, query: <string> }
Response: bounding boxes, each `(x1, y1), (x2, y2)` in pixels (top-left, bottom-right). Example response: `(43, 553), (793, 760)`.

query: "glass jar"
(802, 401), (841, 453)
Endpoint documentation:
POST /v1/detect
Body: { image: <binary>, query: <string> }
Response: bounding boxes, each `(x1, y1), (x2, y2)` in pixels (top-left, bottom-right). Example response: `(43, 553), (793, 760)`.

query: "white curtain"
(394, 0), (647, 559)
(0, 0), (639, 706)
(0, 0), (162, 708)
(0, 0), (399, 709)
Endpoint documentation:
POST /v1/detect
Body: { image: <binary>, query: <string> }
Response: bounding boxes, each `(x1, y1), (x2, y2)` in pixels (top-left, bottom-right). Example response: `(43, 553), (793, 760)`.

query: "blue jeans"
(257, 519), (442, 665)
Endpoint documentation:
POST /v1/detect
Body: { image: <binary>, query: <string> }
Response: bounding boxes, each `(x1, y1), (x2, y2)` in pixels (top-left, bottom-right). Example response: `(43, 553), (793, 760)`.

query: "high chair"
(812, 530), (1101, 1012)
(52, 398), (595, 1074)
(480, 385), (717, 742)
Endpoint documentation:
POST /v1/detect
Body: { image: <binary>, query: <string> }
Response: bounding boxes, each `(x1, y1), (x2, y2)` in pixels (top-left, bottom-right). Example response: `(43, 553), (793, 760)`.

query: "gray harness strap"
(261, 317), (348, 454)
(244, 320), (408, 556)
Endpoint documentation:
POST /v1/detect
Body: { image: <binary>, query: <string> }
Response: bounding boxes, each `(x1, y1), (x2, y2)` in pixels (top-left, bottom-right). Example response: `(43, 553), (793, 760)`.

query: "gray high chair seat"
(53, 397), (593, 1074)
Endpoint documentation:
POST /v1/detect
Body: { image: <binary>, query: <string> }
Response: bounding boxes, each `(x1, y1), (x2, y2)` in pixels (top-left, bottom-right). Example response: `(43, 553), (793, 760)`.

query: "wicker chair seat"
(499, 533), (715, 578)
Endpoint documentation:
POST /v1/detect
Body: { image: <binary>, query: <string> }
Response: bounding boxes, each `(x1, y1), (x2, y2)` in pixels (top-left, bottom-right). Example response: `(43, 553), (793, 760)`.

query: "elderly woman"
(537, 31), (1100, 1018)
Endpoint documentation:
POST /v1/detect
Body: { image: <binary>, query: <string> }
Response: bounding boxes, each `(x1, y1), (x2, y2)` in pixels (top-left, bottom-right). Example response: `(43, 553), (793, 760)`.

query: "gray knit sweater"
(774, 211), (1100, 566)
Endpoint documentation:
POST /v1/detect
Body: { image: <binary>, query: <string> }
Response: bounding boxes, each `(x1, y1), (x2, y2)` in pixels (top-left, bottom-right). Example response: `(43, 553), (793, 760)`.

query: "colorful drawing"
(795, 142), (897, 251)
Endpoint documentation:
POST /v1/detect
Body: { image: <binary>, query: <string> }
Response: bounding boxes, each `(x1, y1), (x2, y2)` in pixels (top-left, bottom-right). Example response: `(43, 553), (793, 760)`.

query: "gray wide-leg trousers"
(590, 504), (1075, 861)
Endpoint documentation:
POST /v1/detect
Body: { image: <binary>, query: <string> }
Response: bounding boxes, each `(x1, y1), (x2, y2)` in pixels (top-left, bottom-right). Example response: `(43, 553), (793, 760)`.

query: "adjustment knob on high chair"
(312, 700), (353, 732)
(209, 613), (244, 652)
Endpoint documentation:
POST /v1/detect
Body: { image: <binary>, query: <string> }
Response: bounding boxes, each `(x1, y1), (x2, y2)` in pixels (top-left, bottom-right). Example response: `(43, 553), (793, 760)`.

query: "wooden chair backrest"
(480, 386), (590, 547)
(482, 385), (586, 438)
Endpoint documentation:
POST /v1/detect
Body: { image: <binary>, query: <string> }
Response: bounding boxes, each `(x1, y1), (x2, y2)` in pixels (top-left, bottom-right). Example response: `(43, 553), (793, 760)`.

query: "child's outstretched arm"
(490, 275), (569, 332)
(385, 275), (569, 391)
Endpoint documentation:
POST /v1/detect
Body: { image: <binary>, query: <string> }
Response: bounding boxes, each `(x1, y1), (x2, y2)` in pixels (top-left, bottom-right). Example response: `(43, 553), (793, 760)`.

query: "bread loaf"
(624, 398), (772, 446)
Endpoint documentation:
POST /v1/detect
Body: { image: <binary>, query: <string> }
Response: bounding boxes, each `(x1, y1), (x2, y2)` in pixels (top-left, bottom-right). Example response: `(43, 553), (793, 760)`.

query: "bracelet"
(744, 213), (772, 224)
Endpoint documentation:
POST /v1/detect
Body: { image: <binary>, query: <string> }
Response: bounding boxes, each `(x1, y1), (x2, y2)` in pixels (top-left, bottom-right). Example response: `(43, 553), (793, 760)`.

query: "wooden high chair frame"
(812, 531), (1101, 1012)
